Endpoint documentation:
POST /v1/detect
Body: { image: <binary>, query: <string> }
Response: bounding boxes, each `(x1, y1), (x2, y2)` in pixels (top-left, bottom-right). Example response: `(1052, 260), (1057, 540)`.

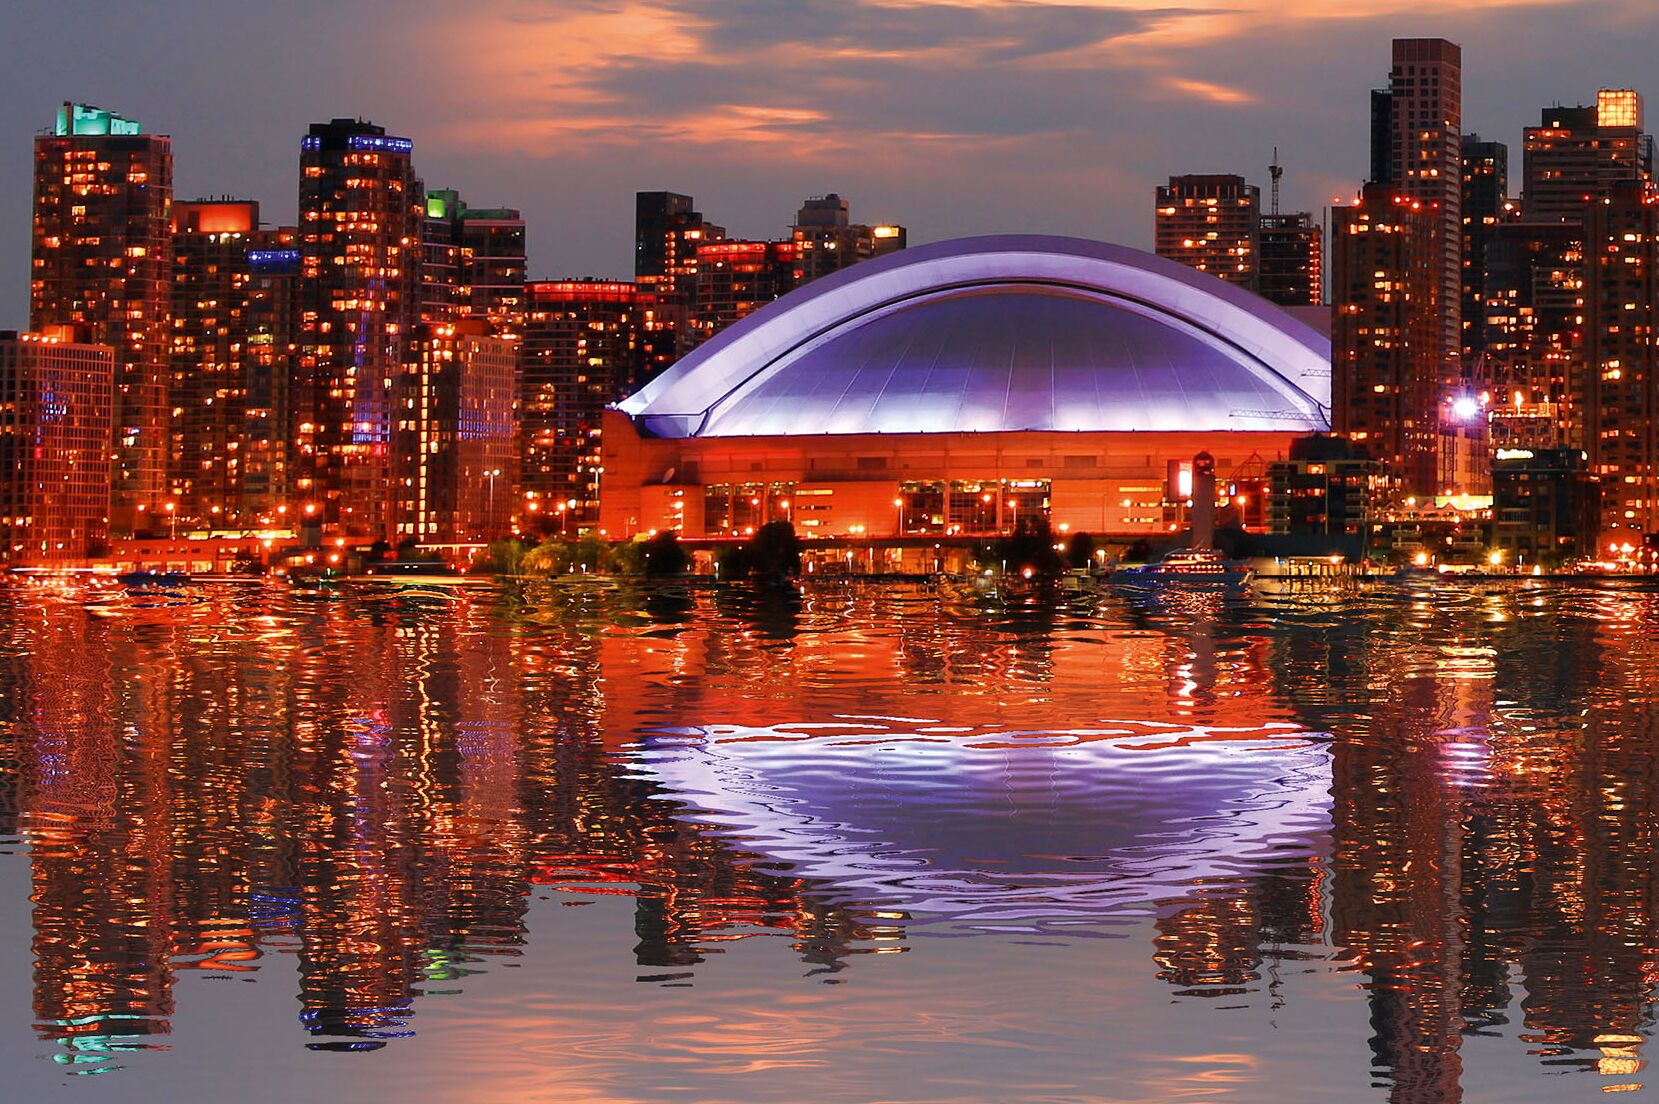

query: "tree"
(743, 521), (802, 577)
(1065, 530), (1097, 569)
(640, 530), (690, 576)
(992, 517), (1066, 576)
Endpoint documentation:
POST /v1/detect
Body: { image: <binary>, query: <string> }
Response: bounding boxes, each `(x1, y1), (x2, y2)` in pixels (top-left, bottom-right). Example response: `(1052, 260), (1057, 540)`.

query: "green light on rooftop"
(54, 103), (142, 138)
(427, 196), (447, 219)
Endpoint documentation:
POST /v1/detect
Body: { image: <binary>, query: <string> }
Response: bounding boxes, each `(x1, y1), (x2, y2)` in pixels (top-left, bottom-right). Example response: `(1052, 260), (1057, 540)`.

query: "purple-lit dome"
(616, 236), (1331, 438)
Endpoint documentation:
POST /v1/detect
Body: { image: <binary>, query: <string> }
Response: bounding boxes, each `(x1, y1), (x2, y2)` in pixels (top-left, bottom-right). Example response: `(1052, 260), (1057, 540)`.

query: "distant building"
(1258, 212), (1322, 306)
(169, 200), (299, 530)
(457, 203), (527, 334)
(691, 239), (797, 346)
(790, 194), (906, 284)
(1481, 220), (1581, 450)
(297, 118), (425, 540)
(634, 191), (724, 299)
(1490, 446), (1599, 565)
(421, 189), (527, 334)
(31, 102), (173, 533)
(1583, 183), (1659, 543)
(1154, 174), (1260, 289)
(634, 192), (725, 358)
(1332, 183), (1443, 494)
(1522, 93), (1653, 224)
(0, 330), (114, 563)
(419, 191), (467, 323)
(1267, 435), (1382, 540)
(521, 281), (671, 526)
(1460, 134), (1510, 361)
(394, 321), (519, 544)
(1370, 39), (1463, 385)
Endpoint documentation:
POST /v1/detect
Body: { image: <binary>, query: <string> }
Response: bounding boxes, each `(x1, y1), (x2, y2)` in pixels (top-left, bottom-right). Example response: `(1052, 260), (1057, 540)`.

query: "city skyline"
(4, 1), (1659, 326)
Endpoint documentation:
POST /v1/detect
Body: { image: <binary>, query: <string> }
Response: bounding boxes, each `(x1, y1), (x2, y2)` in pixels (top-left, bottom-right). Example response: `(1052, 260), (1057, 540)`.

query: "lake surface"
(0, 576), (1653, 1102)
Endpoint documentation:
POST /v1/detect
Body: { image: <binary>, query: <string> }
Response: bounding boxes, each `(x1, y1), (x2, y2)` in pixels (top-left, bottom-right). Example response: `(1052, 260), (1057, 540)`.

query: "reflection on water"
(0, 578), (1655, 1099)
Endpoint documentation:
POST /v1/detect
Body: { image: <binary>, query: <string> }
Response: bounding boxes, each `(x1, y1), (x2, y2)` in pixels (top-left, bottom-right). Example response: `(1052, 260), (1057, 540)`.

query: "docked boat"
(116, 569), (192, 589)
(1112, 547), (1251, 586)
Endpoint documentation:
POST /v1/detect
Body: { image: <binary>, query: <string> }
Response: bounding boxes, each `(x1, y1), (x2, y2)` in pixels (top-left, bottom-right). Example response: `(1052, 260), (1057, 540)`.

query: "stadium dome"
(616, 235), (1331, 439)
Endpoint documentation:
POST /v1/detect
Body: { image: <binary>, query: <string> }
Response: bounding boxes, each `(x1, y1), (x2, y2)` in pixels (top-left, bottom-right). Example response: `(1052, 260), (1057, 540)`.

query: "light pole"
(165, 501), (177, 541)
(485, 468), (501, 538)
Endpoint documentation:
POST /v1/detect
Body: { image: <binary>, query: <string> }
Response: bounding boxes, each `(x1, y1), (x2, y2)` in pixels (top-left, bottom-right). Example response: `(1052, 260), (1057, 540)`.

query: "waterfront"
(0, 578), (1654, 1101)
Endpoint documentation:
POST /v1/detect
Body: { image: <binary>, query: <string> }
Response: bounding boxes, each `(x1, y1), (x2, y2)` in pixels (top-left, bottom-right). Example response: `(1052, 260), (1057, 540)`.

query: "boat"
(116, 569), (192, 589)
(1111, 547), (1251, 587)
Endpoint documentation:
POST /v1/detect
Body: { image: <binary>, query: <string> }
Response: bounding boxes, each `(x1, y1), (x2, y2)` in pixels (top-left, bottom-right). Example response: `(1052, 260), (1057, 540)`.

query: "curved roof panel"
(616, 235), (1332, 438)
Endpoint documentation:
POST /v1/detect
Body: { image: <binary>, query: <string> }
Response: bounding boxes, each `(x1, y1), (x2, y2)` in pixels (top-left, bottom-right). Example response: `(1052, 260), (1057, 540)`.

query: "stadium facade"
(600, 236), (1331, 549)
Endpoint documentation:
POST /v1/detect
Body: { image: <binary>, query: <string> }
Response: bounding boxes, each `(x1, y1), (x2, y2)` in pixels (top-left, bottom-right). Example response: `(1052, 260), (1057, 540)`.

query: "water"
(0, 576), (1652, 1101)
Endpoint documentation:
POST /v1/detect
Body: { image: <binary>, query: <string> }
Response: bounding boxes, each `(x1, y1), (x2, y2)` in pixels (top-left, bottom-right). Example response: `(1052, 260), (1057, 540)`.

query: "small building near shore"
(599, 236), (1332, 551)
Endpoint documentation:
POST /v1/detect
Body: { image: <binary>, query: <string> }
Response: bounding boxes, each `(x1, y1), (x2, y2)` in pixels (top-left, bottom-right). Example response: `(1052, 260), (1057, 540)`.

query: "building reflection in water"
(0, 579), (1653, 1098)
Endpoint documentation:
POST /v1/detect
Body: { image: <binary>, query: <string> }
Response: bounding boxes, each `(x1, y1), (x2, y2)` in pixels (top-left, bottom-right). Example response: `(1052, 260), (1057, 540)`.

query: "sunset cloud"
(1, 0), (1658, 310)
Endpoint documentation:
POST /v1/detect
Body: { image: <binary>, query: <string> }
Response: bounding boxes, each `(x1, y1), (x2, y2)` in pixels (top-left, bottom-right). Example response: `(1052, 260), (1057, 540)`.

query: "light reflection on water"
(0, 578), (1653, 1101)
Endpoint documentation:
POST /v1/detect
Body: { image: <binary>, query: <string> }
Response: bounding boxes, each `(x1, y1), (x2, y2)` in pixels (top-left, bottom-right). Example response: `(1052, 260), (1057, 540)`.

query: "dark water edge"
(0, 576), (1652, 1102)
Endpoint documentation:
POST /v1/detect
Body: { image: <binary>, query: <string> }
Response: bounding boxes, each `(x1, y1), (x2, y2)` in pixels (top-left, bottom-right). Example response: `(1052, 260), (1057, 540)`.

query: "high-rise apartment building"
(1332, 184), (1443, 493)
(1481, 220), (1582, 450)
(420, 189), (527, 334)
(1154, 174), (1260, 289)
(1583, 184), (1659, 543)
(1370, 39), (1463, 382)
(634, 192), (725, 359)
(297, 119), (424, 540)
(1258, 213), (1322, 306)
(458, 204), (527, 334)
(393, 321), (519, 544)
(520, 281), (669, 526)
(169, 200), (299, 530)
(1522, 92), (1653, 223)
(30, 102), (173, 534)
(244, 239), (303, 524)
(690, 240), (797, 346)
(0, 330), (114, 563)
(419, 189), (466, 324)
(634, 192), (725, 297)
(1460, 135), (1510, 361)
(790, 194), (906, 284)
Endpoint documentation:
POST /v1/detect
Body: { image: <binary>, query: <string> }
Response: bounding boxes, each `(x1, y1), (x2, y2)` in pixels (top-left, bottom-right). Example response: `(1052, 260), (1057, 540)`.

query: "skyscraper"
(634, 192), (725, 298)
(420, 188), (527, 335)
(457, 203), (527, 334)
(1522, 92), (1653, 223)
(1370, 39), (1463, 383)
(690, 240), (797, 346)
(1583, 184), (1659, 543)
(520, 281), (668, 527)
(393, 321), (519, 544)
(169, 199), (299, 530)
(1481, 220), (1582, 450)
(1154, 174), (1260, 289)
(790, 194), (906, 284)
(419, 190), (466, 324)
(0, 330), (114, 563)
(1460, 135), (1510, 362)
(1332, 183), (1442, 493)
(1258, 213), (1322, 307)
(30, 103), (173, 534)
(297, 119), (424, 540)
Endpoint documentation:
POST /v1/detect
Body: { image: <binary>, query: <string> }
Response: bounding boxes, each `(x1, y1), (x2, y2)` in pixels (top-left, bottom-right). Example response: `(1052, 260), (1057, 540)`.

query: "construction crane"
(1269, 147), (1283, 217)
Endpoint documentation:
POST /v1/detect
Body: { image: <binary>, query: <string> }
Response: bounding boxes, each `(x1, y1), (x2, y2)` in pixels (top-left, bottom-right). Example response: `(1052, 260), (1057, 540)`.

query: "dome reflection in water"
(0, 578), (1651, 1102)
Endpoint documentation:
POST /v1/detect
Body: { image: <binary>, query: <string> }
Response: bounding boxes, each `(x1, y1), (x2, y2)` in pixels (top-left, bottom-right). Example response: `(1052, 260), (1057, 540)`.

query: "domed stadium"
(601, 235), (1331, 553)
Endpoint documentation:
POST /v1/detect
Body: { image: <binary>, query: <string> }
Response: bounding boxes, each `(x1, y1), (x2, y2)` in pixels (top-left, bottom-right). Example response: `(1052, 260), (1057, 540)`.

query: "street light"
(164, 500), (177, 540)
(485, 468), (502, 537)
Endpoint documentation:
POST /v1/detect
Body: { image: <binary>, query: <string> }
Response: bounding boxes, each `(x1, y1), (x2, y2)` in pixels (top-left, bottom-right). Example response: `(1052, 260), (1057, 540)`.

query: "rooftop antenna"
(1269, 147), (1284, 216)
